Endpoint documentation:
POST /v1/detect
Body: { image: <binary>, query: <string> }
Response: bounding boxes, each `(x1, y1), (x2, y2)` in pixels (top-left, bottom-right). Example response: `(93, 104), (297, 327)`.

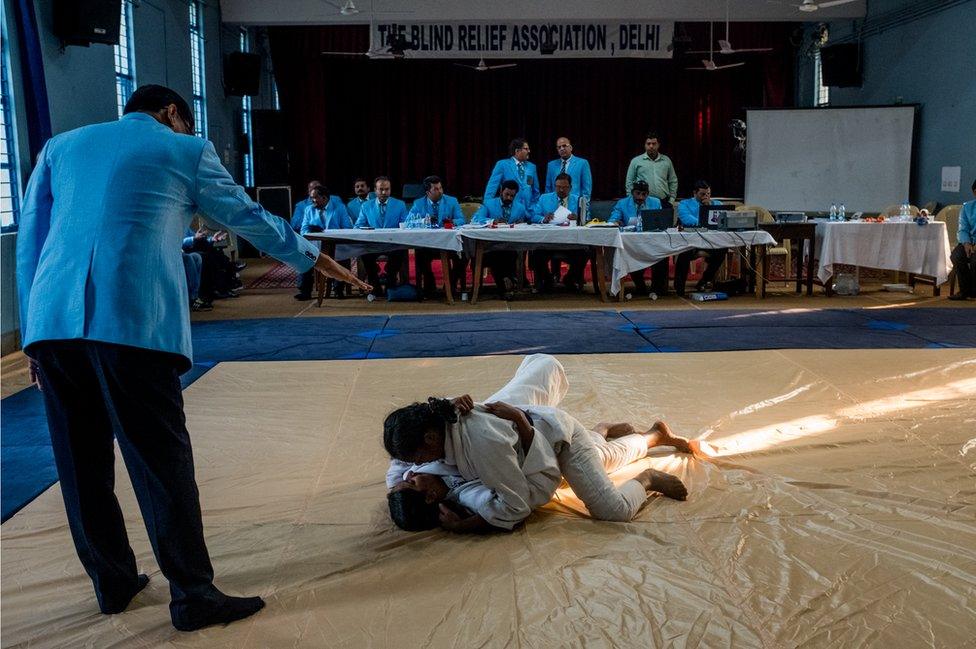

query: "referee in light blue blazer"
(290, 179), (321, 232)
(296, 185), (354, 300)
(484, 138), (540, 209)
(354, 176), (409, 295)
(16, 85), (367, 632)
(544, 136), (592, 200)
(408, 175), (466, 296)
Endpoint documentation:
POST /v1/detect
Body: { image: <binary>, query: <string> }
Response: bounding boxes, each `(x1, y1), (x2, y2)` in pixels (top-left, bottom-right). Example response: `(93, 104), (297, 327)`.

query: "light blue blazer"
(16, 112), (318, 370)
(408, 194), (465, 226)
(677, 198), (721, 227)
(545, 156), (592, 199)
(471, 199), (531, 225)
(533, 192), (582, 224)
(300, 197), (353, 234)
(608, 196), (663, 225)
(346, 196), (369, 222)
(291, 197), (312, 231)
(484, 158), (540, 208)
(355, 197), (408, 229)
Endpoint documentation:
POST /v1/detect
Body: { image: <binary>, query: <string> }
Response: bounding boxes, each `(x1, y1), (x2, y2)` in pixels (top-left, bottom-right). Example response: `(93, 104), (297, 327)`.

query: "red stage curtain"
(268, 23), (794, 202)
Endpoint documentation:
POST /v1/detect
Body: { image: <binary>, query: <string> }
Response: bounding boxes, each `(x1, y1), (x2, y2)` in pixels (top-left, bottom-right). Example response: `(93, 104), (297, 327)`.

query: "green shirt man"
(625, 132), (678, 204)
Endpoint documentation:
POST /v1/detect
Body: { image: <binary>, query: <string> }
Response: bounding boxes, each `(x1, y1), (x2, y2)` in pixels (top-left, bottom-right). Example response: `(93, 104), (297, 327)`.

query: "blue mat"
(4, 306), (973, 522)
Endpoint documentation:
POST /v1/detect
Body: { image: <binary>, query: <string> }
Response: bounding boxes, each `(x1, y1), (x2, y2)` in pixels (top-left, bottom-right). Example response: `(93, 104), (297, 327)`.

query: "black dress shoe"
(294, 293), (312, 301)
(948, 293), (969, 301)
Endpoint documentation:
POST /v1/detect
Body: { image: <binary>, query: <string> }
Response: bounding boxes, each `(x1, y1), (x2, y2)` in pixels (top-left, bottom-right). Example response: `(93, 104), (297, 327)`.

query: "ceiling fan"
(690, 1), (773, 55)
(321, 0), (414, 17)
(686, 23), (745, 71)
(453, 58), (517, 72)
(776, 0), (861, 12)
(322, 34), (414, 59)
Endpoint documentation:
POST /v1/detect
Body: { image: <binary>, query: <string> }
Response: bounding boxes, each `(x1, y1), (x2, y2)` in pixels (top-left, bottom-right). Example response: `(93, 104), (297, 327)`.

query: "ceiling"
(221, 0), (867, 26)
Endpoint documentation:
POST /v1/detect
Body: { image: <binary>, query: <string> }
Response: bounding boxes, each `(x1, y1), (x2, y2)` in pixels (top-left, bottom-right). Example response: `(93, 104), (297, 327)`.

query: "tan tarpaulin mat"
(2, 350), (975, 648)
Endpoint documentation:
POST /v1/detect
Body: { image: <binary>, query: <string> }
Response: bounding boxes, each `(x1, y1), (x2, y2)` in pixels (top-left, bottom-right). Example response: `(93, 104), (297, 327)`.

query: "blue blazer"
(355, 197), (408, 228)
(484, 158), (540, 208)
(533, 192), (582, 224)
(301, 197), (353, 234)
(409, 194), (465, 226)
(346, 196), (369, 222)
(545, 157), (592, 199)
(471, 199), (531, 225)
(677, 198), (722, 227)
(608, 196), (663, 225)
(291, 197), (312, 232)
(16, 112), (318, 370)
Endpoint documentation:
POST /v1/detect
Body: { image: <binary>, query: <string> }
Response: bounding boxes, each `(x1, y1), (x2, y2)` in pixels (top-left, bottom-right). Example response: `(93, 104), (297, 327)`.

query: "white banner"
(370, 21), (674, 59)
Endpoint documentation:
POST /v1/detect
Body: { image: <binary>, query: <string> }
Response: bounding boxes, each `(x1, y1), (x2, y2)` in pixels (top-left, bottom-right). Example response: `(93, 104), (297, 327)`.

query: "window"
(814, 48), (830, 107)
(272, 75), (280, 111)
(114, 0), (136, 118)
(188, 0), (208, 137)
(239, 28), (254, 186)
(1, 15), (20, 232)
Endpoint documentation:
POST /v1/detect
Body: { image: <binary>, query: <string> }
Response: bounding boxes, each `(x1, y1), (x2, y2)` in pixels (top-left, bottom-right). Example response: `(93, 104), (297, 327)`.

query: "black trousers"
(483, 251), (518, 292)
(359, 250), (407, 293)
(674, 248), (726, 294)
(629, 259), (670, 295)
(950, 243), (976, 296)
(531, 250), (588, 291)
(415, 250), (470, 295)
(30, 340), (219, 618)
(298, 259), (350, 298)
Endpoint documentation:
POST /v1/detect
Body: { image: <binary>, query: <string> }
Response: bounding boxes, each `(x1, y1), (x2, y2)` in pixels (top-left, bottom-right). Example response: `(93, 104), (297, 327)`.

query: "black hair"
(693, 179), (710, 191)
(388, 489), (440, 531)
(500, 179), (520, 193)
(123, 85), (194, 132)
(383, 397), (457, 460)
(632, 180), (650, 192)
(509, 138), (527, 155)
(374, 175), (390, 187)
(311, 185), (330, 197)
(554, 172), (572, 184)
(645, 131), (660, 142)
(354, 177), (368, 185)
(423, 175), (442, 192)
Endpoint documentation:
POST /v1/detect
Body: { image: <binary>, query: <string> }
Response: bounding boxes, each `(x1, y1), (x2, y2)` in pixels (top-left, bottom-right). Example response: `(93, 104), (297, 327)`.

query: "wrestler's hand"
(438, 504), (462, 530)
(451, 394), (474, 415)
(314, 252), (371, 293)
(484, 401), (524, 423)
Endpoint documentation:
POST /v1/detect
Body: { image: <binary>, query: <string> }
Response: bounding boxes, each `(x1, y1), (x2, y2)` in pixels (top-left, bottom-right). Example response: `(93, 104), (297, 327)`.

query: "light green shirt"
(625, 152), (678, 202)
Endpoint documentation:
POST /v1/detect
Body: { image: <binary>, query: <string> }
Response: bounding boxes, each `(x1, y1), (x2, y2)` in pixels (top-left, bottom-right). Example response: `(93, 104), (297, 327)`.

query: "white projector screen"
(744, 107), (915, 213)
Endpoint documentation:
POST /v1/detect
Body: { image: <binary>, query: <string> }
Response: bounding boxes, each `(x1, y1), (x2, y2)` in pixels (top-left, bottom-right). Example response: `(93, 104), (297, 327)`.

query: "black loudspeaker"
(225, 52), (261, 96)
(820, 44), (861, 88)
(251, 110), (289, 185)
(53, 0), (121, 46)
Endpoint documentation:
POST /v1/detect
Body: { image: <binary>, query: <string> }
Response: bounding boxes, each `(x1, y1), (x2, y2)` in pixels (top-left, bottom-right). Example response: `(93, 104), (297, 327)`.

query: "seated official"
(949, 179), (976, 301)
(472, 180), (528, 299)
(530, 173), (587, 293)
(608, 180), (668, 296)
(295, 185), (353, 301)
(409, 175), (466, 297)
(673, 180), (727, 296)
(355, 176), (408, 296)
(484, 138), (540, 209)
(182, 226), (241, 301)
(291, 180), (322, 232)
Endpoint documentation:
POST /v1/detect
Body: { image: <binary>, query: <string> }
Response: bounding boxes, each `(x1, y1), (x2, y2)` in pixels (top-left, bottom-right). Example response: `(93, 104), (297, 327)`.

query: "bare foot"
(604, 422), (637, 439)
(636, 469), (688, 501)
(645, 421), (694, 454)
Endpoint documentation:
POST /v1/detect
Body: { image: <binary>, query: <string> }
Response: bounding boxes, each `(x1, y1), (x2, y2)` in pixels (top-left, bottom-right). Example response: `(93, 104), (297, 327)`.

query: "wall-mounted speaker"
(53, 0), (121, 47)
(820, 43), (861, 88)
(225, 52), (262, 97)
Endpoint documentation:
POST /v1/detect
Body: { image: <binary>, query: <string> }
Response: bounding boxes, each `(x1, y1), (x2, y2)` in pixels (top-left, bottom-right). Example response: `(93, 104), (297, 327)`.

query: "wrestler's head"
(383, 398), (458, 464)
(387, 472), (450, 531)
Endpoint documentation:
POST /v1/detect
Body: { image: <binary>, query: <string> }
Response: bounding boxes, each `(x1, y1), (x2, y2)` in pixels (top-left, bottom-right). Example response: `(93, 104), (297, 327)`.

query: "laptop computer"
(639, 208), (674, 232)
(699, 204), (725, 230)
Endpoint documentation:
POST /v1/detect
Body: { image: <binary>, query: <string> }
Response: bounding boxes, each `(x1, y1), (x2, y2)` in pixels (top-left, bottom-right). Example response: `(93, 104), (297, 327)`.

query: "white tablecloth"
(610, 229), (777, 295)
(457, 224), (623, 255)
(306, 228), (463, 260)
(815, 221), (953, 284)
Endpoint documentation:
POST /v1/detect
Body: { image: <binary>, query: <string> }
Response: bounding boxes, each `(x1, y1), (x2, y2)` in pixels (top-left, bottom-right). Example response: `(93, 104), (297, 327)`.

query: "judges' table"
(305, 229), (464, 304)
(815, 220), (953, 290)
(457, 225), (624, 304)
(610, 229), (777, 296)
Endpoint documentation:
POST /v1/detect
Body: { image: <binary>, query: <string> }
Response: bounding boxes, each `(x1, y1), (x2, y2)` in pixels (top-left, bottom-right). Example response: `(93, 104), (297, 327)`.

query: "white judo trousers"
(487, 355), (649, 521)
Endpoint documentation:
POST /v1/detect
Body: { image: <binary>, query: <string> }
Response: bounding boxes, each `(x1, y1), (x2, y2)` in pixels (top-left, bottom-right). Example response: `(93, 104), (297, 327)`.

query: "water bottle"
(900, 201), (909, 218)
(839, 203), (846, 221)
(635, 213), (643, 232)
(830, 203), (838, 221)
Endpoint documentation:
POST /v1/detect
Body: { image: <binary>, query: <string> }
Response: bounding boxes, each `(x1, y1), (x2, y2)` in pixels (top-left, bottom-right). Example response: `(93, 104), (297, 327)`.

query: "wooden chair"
(910, 204), (962, 296)
(738, 205), (790, 283)
(882, 204), (920, 217)
(459, 202), (482, 222)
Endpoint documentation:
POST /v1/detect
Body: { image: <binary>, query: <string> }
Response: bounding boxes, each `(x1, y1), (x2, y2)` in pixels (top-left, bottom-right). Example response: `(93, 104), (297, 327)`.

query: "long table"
(815, 220), (953, 291)
(610, 229), (777, 296)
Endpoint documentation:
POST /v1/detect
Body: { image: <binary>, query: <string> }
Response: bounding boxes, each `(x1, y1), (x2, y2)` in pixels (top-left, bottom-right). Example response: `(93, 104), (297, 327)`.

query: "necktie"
(517, 162), (525, 182)
(432, 201), (439, 221)
(502, 204), (511, 222)
(560, 159), (568, 174)
(379, 201), (386, 223)
(560, 197), (567, 208)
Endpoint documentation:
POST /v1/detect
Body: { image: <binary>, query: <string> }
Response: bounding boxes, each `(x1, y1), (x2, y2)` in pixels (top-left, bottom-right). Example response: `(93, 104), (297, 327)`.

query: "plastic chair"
(588, 200), (616, 222)
(402, 183), (424, 203)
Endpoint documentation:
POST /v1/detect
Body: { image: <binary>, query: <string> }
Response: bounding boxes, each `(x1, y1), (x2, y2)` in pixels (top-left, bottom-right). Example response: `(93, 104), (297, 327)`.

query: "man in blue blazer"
(345, 177), (371, 223)
(409, 175), (466, 297)
(297, 185), (354, 300)
(544, 137), (592, 201)
(484, 138), (540, 209)
(608, 181), (669, 296)
(471, 180), (526, 299)
(530, 173), (587, 293)
(354, 176), (408, 295)
(673, 180), (726, 296)
(290, 179), (321, 232)
(16, 85), (367, 631)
